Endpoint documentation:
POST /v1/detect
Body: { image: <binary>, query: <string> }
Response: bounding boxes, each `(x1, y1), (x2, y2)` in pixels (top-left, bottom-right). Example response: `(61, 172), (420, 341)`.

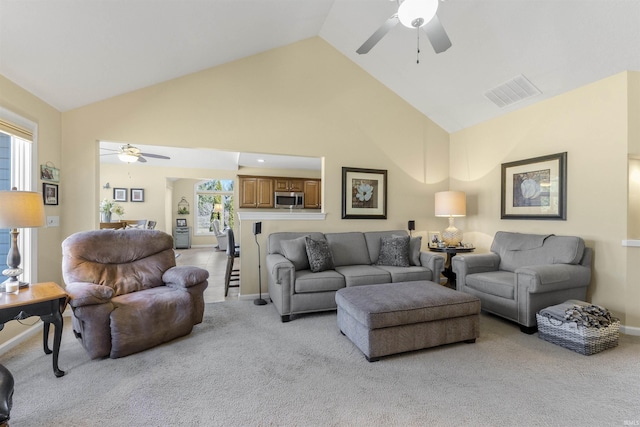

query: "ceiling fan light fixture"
(398, 0), (439, 29)
(118, 152), (139, 163)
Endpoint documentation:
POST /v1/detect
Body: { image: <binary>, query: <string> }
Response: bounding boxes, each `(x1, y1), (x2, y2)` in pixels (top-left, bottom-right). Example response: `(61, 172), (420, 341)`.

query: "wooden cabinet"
(239, 176), (274, 208)
(303, 179), (321, 209)
(275, 178), (304, 192)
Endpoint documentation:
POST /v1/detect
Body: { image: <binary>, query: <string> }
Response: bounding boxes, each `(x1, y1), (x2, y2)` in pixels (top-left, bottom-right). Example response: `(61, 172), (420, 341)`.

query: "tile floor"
(175, 246), (239, 303)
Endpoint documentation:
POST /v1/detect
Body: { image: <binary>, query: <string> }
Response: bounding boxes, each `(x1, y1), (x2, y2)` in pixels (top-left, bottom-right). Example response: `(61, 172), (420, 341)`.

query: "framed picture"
(43, 183), (58, 205)
(428, 231), (441, 247)
(342, 167), (387, 219)
(130, 188), (144, 202)
(113, 188), (127, 202)
(176, 219), (187, 227)
(501, 152), (567, 220)
(40, 163), (60, 182)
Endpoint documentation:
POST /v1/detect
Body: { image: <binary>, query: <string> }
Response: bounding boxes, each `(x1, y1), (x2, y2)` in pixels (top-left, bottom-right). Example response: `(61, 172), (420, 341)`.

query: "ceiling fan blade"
(137, 156), (147, 163)
(423, 14), (452, 54)
(100, 153), (117, 156)
(356, 14), (399, 55)
(140, 152), (171, 160)
(100, 148), (120, 153)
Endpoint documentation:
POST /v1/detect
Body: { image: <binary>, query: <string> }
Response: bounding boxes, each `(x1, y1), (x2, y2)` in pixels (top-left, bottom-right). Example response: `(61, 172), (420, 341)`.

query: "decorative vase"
(101, 212), (112, 223)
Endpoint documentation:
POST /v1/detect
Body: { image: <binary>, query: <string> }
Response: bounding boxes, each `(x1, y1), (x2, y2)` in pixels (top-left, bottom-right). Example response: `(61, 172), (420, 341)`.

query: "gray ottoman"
(336, 280), (480, 362)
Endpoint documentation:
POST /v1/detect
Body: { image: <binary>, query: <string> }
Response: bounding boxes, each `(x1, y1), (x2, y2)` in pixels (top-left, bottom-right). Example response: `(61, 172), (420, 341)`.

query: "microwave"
(274, 191), (304, 209)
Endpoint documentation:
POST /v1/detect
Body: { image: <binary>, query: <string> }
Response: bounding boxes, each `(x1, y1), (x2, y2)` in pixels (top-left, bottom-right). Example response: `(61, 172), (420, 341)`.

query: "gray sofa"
(266, 230), (445, 322)
(451, 231), (592, 333)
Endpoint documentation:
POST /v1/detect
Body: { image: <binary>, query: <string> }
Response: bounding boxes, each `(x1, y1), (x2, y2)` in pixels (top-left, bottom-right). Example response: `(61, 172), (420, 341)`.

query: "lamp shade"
(435, 191), (466, 217)
(0, 190), (46, 228)
(213, 203), (223, 213)
(398, 0), (439, 28)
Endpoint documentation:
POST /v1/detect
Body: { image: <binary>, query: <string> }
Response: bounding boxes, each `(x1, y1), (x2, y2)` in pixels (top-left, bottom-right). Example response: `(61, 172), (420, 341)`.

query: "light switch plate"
(47, 216), (60, 227)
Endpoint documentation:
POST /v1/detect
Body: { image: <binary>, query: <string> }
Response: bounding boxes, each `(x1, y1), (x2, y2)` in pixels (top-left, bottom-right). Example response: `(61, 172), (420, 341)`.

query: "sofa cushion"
(305, 237), (335, 273)
(325, 232), (371, 267)
(335, 265), (391, 287)
(280, 236), (310, 271)
(377, 235), (410, 267)
(294, 269), (346, 293)
(267, 232), (326, 256)
(376, 265), (432, 282)
(409, 236), (422, 266)
(466, 271), (515, 300)
(491, 232), (585, 272)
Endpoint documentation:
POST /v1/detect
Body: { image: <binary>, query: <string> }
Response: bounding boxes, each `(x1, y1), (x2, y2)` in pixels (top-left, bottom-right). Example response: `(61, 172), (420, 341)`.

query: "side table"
(0, 282), (69, 377)
(428, 247), (475, 289)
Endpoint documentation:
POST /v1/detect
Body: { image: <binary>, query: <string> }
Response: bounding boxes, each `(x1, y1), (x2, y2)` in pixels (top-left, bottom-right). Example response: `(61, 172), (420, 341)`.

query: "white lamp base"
(442, 217), (463, 246)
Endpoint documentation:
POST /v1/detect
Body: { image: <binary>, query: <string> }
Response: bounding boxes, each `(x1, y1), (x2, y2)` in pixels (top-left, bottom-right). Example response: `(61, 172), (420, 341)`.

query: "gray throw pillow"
(410, 236), (422, 266)
(304, 237), (335, 273)
(280, 236), (310, 271)
(377, 235), (410, 267)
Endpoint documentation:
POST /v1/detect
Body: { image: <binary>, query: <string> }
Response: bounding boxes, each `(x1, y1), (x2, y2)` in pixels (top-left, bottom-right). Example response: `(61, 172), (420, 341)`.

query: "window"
(195, 179), (234, 235)
(0, 111), (37, 283)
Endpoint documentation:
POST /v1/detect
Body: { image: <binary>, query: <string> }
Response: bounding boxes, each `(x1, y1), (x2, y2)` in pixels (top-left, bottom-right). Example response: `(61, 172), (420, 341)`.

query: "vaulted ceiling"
(1, 0), (639, 134)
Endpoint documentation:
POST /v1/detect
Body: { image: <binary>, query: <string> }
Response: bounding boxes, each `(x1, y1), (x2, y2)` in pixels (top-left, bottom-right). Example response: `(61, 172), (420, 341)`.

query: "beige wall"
(0, 74), (63, 340)
(62, 37), (450, 299)
(450, 71), (638, 328)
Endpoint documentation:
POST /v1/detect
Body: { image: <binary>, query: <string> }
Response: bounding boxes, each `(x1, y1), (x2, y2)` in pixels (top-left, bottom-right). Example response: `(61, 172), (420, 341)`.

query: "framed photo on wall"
(130, 188), (144, 202)
(113, 188), (127, 202)
(501, 152), (567, 220)
(341, 167), (387, 219)
(43, 183), (58, 205)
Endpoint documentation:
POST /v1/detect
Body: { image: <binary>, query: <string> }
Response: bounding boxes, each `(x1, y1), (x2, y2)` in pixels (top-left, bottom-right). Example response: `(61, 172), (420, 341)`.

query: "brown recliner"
(62, 229), (209, 359)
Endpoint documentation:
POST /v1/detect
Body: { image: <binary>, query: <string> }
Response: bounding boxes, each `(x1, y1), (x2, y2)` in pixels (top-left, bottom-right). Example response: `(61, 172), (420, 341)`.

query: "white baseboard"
(620, 324), (640, 336)
(0, 322), (43, 355)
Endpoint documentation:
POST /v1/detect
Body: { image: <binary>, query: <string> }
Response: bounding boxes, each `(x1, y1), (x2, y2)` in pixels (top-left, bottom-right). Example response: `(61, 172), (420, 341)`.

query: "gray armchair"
(62, 229), (209, 359)
(452, 231), (592, 333)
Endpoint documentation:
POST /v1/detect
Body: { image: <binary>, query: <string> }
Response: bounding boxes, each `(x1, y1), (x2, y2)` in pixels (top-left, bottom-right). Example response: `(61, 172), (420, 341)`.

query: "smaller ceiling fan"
(356, 0), (452, 55)
(100, 144), (171, 163)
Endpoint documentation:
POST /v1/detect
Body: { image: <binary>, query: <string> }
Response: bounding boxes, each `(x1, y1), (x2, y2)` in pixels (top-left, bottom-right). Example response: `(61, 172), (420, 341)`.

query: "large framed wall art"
(341, 167), (387, 219)
(501, 152), (567, 220)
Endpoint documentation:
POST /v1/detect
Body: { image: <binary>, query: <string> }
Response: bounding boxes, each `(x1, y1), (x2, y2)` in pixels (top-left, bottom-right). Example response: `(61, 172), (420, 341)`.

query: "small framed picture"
(130, 188), (144, 202)
(43, 183), (58, 205)
(40, 163), (60, 182)
(113, 188), (127, 202)
(428, 231), (441, 248)
(176, 219), (187, 227)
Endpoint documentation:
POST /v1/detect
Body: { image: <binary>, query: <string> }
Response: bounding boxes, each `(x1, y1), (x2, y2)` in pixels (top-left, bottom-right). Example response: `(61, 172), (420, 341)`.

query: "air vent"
(484, 75), (541, 108)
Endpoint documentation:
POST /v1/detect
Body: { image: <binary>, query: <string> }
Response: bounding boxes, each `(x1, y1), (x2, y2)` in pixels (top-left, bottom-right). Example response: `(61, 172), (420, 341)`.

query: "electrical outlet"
(47, 216), (60, 227)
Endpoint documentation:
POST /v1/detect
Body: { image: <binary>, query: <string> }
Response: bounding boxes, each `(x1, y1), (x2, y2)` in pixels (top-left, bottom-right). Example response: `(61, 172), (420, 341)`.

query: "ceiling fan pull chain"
(416, 28), (421, 64)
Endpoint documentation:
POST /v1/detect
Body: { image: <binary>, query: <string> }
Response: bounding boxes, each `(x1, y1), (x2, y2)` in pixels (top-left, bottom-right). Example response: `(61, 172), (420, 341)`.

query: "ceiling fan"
(356, 0), (452, 55)
(100, 144), (171, 163)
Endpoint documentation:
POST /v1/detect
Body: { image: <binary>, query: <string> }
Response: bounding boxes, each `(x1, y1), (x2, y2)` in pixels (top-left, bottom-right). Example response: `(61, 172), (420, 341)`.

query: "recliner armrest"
(66, 282), (114, 307)
(163, 266), (210, 289)
(516, 264), (591, 293)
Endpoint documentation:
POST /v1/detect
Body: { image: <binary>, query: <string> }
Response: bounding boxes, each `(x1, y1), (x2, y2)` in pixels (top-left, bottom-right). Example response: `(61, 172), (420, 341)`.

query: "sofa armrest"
(515, 264), (591, 293)
(419, 251), (445, 280)
(163, 266), (210, 289)
(66, 282), (114, 308)
(266, 254), (295, 293)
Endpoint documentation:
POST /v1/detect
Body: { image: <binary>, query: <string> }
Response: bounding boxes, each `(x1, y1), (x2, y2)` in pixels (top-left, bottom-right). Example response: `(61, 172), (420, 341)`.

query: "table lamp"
(0, 188), (46, 293)
(213, 203), (223, 220)
(435, 191), (466, 246)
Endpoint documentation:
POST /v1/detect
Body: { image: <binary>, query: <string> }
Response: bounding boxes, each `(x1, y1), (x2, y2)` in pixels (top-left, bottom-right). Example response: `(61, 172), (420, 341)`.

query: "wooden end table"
(0, 282), (69, 377)
(428, 246), (475, 289)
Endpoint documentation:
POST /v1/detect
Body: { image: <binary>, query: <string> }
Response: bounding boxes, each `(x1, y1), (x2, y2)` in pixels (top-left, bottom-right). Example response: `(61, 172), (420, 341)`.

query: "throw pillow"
(280, 236), (310, 271)
(304, 237), (335, 273)
(377, 235), (410, 267)
(409, 236), (422, 266)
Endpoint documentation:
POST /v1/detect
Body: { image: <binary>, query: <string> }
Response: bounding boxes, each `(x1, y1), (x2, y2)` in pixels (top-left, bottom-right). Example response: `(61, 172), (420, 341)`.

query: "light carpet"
(1, 301), (639, 426)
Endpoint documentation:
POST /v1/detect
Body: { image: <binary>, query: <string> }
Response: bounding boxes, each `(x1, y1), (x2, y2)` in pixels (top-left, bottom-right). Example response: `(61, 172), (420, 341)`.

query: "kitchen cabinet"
(275, 178), (304, 192)
(239, 176), (274, 208)
(303, 179), (321, 209)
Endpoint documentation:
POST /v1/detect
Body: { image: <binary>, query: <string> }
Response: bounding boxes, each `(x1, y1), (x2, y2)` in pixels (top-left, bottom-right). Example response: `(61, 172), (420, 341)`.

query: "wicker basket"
(536, 313), (620, 355)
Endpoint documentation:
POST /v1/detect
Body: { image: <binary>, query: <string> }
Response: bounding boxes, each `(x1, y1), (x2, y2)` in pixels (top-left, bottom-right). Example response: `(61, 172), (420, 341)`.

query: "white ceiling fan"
(100, 144), (171, 163)
(356, 0), (452, 55)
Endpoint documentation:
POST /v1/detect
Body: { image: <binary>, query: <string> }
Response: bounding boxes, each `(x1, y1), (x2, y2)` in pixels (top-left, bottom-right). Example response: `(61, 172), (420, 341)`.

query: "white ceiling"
(2, 0), (639, 135)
